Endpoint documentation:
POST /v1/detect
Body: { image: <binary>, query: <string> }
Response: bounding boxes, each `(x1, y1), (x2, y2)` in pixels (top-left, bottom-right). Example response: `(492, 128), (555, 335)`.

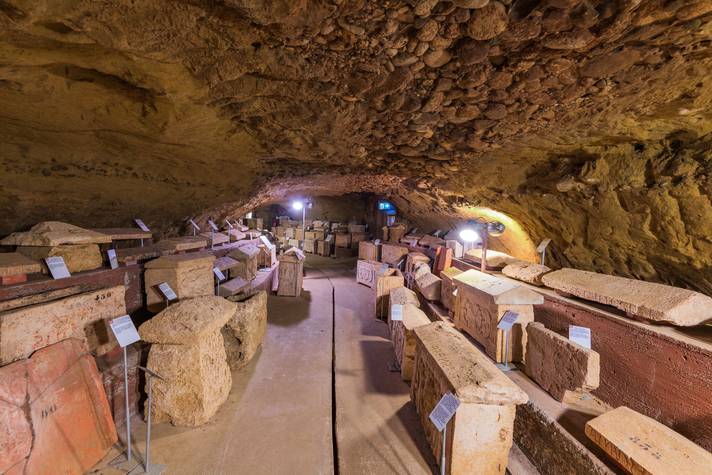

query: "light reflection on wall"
(455, 206), (538, 262)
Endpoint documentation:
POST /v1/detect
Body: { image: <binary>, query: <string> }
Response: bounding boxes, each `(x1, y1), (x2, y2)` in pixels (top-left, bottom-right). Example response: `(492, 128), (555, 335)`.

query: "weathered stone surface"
(502, 261), (552, 286)
(18, 243), (103, 274)
(139, 296), (235, 426)
(585, 406), (712, 475)
(1, 222), (111, 246)
(525, 322), (600, 402)
(405, 252), (429, 274)
(541, 268), (712, 326)
(375, 267), (404, 320)
(200, 231), (229, 246)
(388, 286), (420, 333)
(466, 1), (508, 40)
(92, 228), (152, 241)
(0, 252), (42, 277)
(139, 295), (236, 344)
(391, 303), (430, 381)
(156, 237), (207, 252)
(380, 243), (410, 266)
(228, 244), (260, 280)
(0, 285), (126, 364)
(464, 248), (519, 269)
(222, 291), (268, 370)
(411, 322), (528, 474)
(0, 338), (117, 474)
(277, 247), (305, 297)
(440, 266), (463, 311)
(358, 241), (380, 261)
(453, 269), (542, 363)
(415, 270), (441, 301)
(144, 252), (215, 311)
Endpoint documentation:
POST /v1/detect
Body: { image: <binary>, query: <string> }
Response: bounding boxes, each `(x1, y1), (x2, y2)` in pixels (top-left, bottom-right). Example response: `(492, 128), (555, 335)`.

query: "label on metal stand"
(213, 267), (226, 281)
(391, 304), (404, 321)
(45, 256), (71, 279)
(208, 220), (219, 231)
(429, 392), (460, 432)
(158, 282), (178, 301)
(569, 325), (592, 349)
(134, 219), (150, 232)
(110, 315), (141, 348)
(107, 249), (119, 270)
(497, 310), (519, 331)
(189, 219), (200, 231)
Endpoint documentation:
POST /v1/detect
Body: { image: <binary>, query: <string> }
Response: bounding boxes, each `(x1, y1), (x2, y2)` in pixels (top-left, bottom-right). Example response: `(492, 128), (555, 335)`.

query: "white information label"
(45, 256), (71, 279)
(374, 239), (381, 246)
(189, 219), (200, 231)
(259, 235), (271, 247)
(134, 218), (150, 232)
(429, 392), (460, 432)
(325, 234), (334, 243)
(225, 219), (234, 229)
(213, 267), (226, 281)
(497, 310), (519, 331)
(569, 325), (592, 349)
(433, 229), (442, 237)
(158, 282), (178, 301)
(107, 249), (118, 270)
(391, 304), (404, 321)
(208, 220), (219, 232)
(109, 315), (140, 348)
(536, 238), (552, 253)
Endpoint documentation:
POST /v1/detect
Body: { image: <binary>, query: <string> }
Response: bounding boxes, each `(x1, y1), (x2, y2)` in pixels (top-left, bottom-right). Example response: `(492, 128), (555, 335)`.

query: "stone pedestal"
(453, 269), (543, 363)
(391, 304), (430, 381)
(139, 296), (236, 427)
(222, 291), (268, 370)
(411, 322), (528, 475)
(144, 252), (215, 312)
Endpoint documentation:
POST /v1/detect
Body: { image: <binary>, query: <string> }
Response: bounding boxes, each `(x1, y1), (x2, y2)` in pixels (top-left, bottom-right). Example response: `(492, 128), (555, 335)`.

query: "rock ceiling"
(1, 0), (711, 291)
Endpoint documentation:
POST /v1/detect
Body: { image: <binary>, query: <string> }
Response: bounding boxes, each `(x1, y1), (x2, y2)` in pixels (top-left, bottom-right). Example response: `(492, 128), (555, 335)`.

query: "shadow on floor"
(266, 290), (312, 327)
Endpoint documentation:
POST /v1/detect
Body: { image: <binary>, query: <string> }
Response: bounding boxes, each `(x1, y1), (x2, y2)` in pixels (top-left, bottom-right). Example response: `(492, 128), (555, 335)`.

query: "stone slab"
(391, 304), (430, 381)
(440, 267), (463, 311)
(454, 269), (544, 305)
(585, 406), (712, 475)
(380, 243), (409, 266)
(0, 285), (126, 364)
(200, 231), (230, 246)
(388, 286), (420, 334)
(0, 252), (42, 277)
(218, 276), (250, 297)
(411, 322), (528, 474)
(116, 244), (164, 264)
(406, 252), (430, 274)
(92, 228), (152, 240)
(0, 338), (117, 474)
(415, 271), (441, 301)
(222, 291), (268, 370)
(18, 244), (103, 273)
(214, 255), (240, 272)
(525, 322), (600, 402)
(374, 268), (404, 320)
(155, 236), (207, 252)
(541, 268), (712, 326)
(358, 241), (379, 261)
(502, 261), (552, 286)
(465, 248), (519, 269)
(1, 221), (112, 246)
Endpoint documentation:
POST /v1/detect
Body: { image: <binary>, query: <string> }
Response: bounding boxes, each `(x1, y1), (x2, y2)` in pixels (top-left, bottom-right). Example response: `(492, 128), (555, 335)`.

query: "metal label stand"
(128, 366), (167, 475)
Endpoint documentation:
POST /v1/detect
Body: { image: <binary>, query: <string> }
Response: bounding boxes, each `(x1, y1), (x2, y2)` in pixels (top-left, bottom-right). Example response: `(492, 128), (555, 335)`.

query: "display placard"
(45, 256), (71, 279)
(110, 315), (140, 348)
(134, 218), (150, 232)
(374, 239), (381, 246)
(225, 219), (234, 229)
(569, 325), (592, 349)
(497, 310), (519, 331)
(391, 304), (403, 321)
(259, 235), (272, 247)
(208, 220), (219, 232)
(158, 282), (177, 301)
(325, 234), (334, 243)
(107, 249), (119, 270)
(536, 238), (552, 253)
(189, 219), (200, 231)
(429, 392), (460, 432)
(213, 267), (226, 281)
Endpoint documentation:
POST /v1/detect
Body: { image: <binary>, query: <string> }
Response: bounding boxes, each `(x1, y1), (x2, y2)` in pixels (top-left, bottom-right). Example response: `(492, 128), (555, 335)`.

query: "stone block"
(317, 239), (331, 257)
(585, 406), (712, 475)
(440, 267), (463, 311)
(380, 243), (409, 266)
(388, 286), (420, 334)
(277, 248), (305, 297)
(116, 244), (163, 264)
(348, 224), (367, 233)
(358, 241), (380, 261)
(0, 252), (42, 280)
(92, 228), (152, 241)
(335, 232), (351, 248)
(228, 244), (260, 280)
(374, 267), (404, 320)
(0, 285), (126, 365)
(445, 239), (463, 258)
(303, 239), (315, 253)
(155, 236), (207, 252)
(391, 304), (430, 381)
(139, 296), (236, 426)
(222, 291), (268, 370)
(464, 248), (519, 269)
(200, 231), (229, 246)
(350, 232), (367, 247)
(145, 252), (215, 312)
(18, 244), (103, 273)
(411, 322), (528, 474)
(501, 261), (551, 286)
(541, 268), (712, 326)
(418, 234), (446, 248)
(228, 229), (247, 241)
(0, 221), (112, 246)
(453, 269), (543, 363)
(406, 252), (430, 274)
(386, 224), (406, 243)
(0, 338), (117, 474)
(525, 322), (600, 402)
(415, 270), (441, 301)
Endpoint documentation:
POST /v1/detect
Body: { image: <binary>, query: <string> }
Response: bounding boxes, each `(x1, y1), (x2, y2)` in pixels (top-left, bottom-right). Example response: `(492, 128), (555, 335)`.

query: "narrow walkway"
(97, 256), (434, 474)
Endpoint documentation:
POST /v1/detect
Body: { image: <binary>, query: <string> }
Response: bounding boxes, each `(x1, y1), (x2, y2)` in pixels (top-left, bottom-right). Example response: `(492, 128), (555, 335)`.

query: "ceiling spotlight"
(459, 228), (480, 242)
(487, 221), (506, 237)
(292, 201), (304, 211)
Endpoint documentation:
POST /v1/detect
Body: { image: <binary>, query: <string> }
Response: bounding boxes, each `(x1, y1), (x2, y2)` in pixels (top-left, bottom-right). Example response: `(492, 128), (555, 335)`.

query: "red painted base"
(0, 274), (27, 285)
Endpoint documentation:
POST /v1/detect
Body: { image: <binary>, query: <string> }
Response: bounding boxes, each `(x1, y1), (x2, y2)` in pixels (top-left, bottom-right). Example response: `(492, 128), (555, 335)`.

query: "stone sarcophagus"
(390, 303), (430, 381)
(374, 266), (404, 320)
(139, 296), (235, 427)
(0, 286), (126, 365)
(411, 322), (528, 475)
(356, 259), (385, 288)
(453, 269), (543, 363)
(144, 252), (215, 312)
(358, 240), (380, 261)
(380, 243), (409, 266)
(277, 247), (305, 297)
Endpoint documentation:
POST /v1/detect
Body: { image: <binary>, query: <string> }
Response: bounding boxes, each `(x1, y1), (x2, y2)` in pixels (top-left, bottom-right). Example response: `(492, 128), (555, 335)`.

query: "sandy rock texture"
(0, 1), (711, 294)
(223, 290), (268, 370)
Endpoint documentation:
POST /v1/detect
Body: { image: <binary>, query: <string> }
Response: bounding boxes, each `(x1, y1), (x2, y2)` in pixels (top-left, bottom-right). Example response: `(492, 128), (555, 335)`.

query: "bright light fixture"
(459, 228), (479, 242)
(292, 201), (304, 211)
